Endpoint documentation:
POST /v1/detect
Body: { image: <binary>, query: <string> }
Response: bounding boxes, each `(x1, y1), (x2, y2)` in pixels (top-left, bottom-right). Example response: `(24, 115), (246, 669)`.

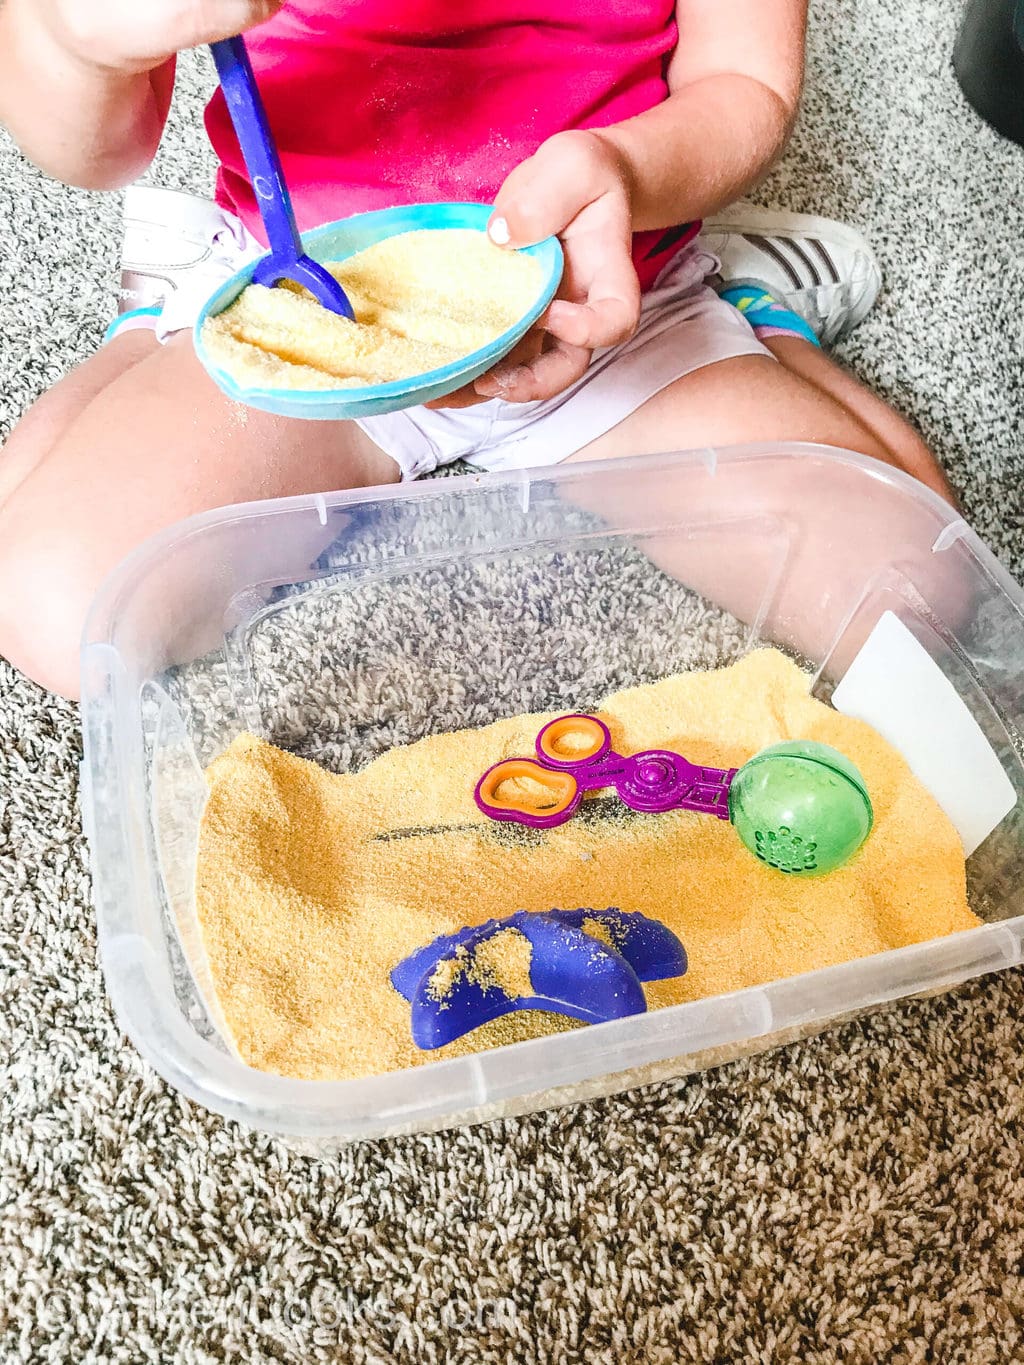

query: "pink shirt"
(205, 1), (698, 291)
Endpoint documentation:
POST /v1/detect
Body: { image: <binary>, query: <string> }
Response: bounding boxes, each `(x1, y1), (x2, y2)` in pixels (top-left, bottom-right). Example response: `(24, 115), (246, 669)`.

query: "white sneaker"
(700, 203), (882, 345)
(118, 183), (251, 315)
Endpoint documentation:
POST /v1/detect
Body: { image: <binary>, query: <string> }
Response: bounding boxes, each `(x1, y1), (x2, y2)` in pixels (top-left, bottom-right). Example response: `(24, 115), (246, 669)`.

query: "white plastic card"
(831, 611), (1016, 856)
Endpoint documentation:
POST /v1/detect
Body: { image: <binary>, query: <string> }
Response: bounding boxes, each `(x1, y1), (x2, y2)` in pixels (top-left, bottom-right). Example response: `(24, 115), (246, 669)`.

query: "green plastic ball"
(728, 740), (873, 876)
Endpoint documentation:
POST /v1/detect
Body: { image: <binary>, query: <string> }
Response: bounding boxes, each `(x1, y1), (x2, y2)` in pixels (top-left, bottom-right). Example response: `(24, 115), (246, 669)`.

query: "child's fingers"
(41, 0), (285, 70)
(545, 292), (638, 352)
(540, 229), (641, 351)
(489, 163), (577, 249)
(426, 328), (543, 409)
(474, 337), (591, 404)
(179, 0), (285, 47)
(488, 132), (613, 247)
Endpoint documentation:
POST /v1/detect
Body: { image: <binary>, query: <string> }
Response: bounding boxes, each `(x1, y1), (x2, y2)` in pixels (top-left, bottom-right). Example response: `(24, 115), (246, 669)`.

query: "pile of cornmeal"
(195, 651), (978, 1082)
(426, 928), (535, 1006)
(200, 228), (542, 390)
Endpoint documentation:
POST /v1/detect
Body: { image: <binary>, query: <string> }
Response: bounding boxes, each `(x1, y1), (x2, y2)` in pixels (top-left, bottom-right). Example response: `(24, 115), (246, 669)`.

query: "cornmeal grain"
(201, 228), (542, 390)
(426, 951), (468, 1003)
(466, 928), (534, 999)
(582, 917), (617, 949)
(195, 651), (978, 1082)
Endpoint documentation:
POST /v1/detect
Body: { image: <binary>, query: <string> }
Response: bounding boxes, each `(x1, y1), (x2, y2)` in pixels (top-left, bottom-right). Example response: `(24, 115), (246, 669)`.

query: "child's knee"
(0, 503), (95, 699)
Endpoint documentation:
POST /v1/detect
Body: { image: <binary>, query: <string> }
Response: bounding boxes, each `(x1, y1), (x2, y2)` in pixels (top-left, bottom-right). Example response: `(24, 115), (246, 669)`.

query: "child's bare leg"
(0, 332), (157, 507)
(760, 336), (957, 504)
(571, 348), (953, 503)
(566, 351), (963, 662)
(690, 206), (957, 503)
(0, 332), (396, 697)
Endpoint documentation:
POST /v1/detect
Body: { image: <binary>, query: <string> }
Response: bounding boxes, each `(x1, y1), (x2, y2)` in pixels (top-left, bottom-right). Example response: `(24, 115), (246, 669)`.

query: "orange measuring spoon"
(475, 715), (616, 824)
(474, 758), (580, 823)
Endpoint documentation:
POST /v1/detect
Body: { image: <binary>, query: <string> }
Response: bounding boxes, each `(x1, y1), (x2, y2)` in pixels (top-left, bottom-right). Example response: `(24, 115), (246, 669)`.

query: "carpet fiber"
(2, 2), (1024, 1361)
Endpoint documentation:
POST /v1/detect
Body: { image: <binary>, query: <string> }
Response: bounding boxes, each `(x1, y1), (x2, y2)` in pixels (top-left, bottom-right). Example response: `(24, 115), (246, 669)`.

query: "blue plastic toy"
(209, 37), (355, 318)
(391, 908), (687, 1049)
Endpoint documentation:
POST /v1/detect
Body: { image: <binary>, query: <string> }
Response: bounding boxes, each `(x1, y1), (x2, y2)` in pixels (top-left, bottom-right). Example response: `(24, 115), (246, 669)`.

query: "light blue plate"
(194, 201), (564, 420)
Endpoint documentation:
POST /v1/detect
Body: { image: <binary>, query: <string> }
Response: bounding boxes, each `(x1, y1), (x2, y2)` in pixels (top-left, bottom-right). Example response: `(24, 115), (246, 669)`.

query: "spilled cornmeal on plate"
(200, 228), (542, 390)
(194, 651), (978, 1082)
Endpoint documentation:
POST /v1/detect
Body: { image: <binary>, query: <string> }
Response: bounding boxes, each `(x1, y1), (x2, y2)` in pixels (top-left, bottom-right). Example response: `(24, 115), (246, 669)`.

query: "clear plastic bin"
(80, 445), (1024, 1146)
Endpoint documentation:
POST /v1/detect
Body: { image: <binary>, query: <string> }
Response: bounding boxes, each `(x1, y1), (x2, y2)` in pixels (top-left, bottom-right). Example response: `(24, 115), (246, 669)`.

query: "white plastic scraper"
(831, 611), (1016, 856)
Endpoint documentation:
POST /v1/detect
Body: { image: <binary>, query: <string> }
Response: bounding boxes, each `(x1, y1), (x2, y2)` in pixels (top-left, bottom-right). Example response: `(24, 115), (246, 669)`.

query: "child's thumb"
(487, 140), (591, 248)
(188, 1), (285, 46)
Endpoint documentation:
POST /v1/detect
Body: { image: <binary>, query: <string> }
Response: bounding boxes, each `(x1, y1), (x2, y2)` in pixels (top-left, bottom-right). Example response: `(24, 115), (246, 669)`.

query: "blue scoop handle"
(209, 37), (355, 318)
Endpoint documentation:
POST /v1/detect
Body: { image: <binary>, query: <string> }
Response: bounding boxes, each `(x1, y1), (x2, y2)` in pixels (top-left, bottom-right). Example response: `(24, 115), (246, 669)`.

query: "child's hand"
(441, 131), (641, 409)
(40, 0), (283, 73)
(2, 0), (283, 192)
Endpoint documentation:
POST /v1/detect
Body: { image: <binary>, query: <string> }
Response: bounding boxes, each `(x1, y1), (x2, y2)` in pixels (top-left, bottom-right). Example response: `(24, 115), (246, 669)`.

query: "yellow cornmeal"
(426, 950), (468, 1004)
(468, 928), (534, 999)
(427, 928), (535, 1006)
(582, 917), (617, 949)
(194, 651), (979, 1082)
(200, 228), (542, 391)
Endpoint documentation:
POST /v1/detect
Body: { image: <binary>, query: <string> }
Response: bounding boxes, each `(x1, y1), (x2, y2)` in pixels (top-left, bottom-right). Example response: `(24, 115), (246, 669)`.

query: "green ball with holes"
(728, 740), (874, 876)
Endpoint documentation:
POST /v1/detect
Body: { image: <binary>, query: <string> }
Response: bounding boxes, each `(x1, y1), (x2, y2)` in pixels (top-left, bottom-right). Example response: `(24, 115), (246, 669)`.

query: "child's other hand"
(40, 0), (283, 74)
(440, 131), (640, 409)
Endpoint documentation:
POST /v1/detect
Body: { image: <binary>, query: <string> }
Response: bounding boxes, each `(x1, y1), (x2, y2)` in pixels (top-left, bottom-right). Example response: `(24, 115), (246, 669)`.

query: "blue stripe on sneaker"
(719, 285), (820, 347)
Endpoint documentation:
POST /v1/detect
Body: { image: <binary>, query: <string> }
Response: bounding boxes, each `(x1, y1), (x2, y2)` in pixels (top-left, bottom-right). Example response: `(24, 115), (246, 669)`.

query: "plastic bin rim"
(80, 441), (1024, 650)
(97, 917), (1024, 1138)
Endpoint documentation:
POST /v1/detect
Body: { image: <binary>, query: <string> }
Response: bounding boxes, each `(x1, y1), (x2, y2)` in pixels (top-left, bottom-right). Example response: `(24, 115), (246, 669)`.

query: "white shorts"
(110, 186), (771, 479)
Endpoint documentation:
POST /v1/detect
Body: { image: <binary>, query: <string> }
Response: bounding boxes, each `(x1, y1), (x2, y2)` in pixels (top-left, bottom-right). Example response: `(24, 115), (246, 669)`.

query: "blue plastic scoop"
(391, 908), (687, 1050)
(209, 36), (355, 318)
